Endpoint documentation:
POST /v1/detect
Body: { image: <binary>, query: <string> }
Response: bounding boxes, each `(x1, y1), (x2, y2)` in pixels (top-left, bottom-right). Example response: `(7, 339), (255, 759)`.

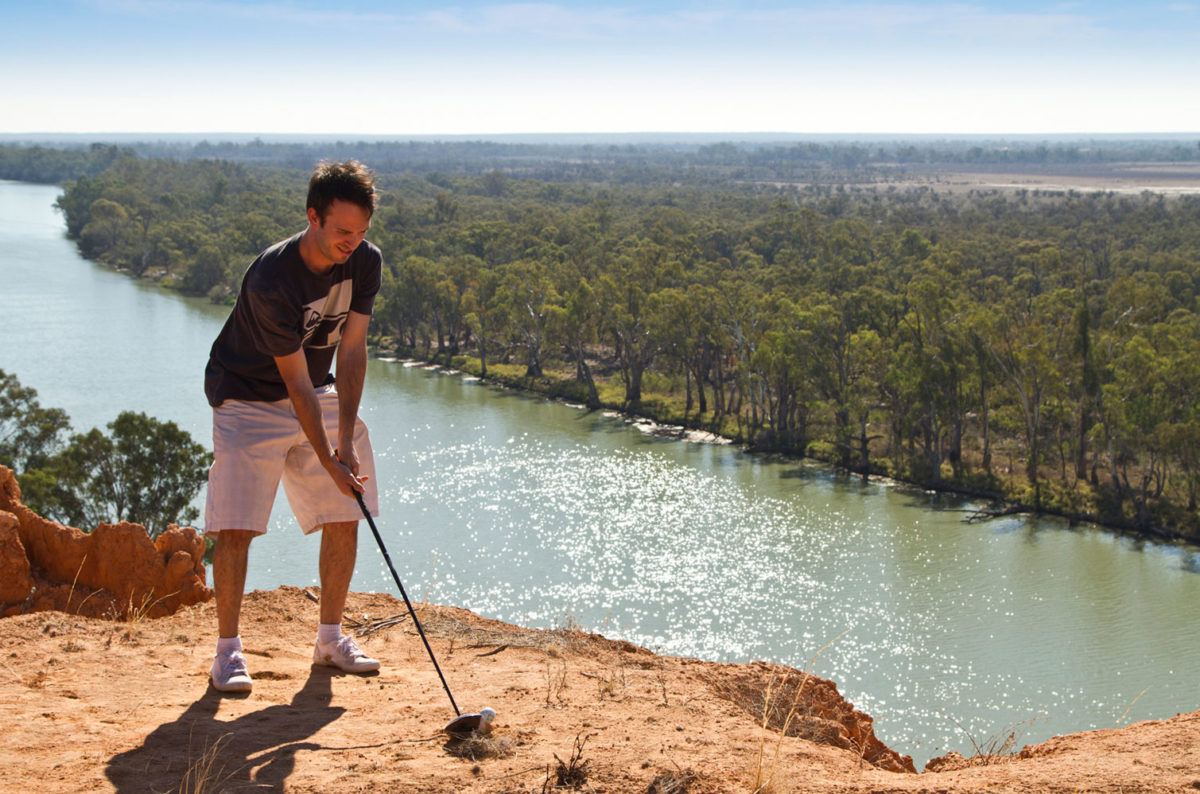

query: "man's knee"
(322, 521), (358, 536)
(214, 529), (256, 552)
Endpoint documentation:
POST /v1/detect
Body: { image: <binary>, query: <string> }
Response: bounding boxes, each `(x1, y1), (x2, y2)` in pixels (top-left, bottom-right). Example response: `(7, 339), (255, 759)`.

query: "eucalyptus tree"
(495, 259), (561, 378)
(462, 267), (501, 377)
(0, 369), (70, 474)
(895, 264), (973, 483)
(598, 240), (683, 407)
(984, 287), (1076, 506)
(1099, 313), (1200, 526)
(549, 276), (601, 406)
(747, 297), (812, 451)
(648, 283), (720, 419)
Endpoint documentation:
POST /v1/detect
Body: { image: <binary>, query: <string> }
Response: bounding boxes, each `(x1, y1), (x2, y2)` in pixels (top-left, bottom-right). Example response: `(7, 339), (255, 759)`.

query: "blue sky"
(2, 1), (1197, 134)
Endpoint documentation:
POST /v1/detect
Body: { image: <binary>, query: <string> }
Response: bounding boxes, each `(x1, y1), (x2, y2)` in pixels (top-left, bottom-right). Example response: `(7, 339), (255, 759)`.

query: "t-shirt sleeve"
(350, 248), (383, 315)
(243, 284), (303, 357)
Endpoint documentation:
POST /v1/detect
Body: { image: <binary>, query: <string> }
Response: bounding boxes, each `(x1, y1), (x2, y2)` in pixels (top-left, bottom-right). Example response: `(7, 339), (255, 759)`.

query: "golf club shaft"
(355, 491), (461, 717)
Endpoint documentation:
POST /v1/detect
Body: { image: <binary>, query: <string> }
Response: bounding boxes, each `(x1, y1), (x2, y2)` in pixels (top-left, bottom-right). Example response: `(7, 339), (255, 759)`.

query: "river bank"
(385, 347), (1200, 550)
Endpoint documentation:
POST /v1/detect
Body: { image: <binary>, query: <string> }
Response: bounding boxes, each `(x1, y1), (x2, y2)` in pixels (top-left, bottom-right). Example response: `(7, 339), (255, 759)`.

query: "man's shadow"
(106, 667), (375, 792)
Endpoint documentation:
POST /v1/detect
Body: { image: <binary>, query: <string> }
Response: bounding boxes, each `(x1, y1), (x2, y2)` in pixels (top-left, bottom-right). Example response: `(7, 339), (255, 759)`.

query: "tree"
(551, 276), (602, 407)
(495, 260), (560, 378)
(1098, 314), (1200, 527)
(747, 299), (812, 451)
(33, 412), (211, 537)
(0, 369), (70, 473)
(845, 328), (886, 480)
(984, 288), (1075, 505)
(180, 244), (226, 296)
(481, 170), (508, 197)
(79, 197), (131, 260)
(462, 268), (501, 377)
(894, 269), (972, 482)
(598, 240), (682, 407)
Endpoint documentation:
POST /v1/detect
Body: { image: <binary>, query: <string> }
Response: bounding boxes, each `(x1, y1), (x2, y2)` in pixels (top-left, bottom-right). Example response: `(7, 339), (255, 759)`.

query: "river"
(2, 179), (1197, 766)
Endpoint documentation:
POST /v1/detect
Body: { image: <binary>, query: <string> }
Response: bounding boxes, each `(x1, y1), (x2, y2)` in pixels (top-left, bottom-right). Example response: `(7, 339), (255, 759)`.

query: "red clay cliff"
(0, 465), (211, 618)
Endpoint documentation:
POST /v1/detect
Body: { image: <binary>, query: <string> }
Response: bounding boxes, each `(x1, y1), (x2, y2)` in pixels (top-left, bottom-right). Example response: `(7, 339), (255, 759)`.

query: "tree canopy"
(0, 370), (210, 537)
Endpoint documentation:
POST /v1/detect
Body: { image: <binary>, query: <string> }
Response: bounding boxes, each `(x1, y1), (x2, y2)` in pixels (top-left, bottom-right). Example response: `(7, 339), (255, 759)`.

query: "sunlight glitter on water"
(350, 421), (1192, 763)
(397, 380), (1193, 764)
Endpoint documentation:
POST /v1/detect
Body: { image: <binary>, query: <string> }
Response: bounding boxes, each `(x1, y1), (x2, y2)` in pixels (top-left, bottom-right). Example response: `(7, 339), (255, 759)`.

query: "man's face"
(307, 199), (371, 265)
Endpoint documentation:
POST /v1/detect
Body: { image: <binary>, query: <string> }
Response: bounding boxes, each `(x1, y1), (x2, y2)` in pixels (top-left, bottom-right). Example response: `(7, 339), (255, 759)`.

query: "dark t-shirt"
(204, 231), (383, 406)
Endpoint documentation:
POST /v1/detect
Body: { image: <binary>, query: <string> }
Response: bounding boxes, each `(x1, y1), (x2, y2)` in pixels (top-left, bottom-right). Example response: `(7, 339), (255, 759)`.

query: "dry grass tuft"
(343, 610), (409, 638)
(541, 732), (592, 791)
(590, 659), (628, 700)
(178, 732), (236, 794)
(945, 715), (1035, 767)
(544, 658), (569, 707)
(647, 764), (698, 793)
(749, 627), (850, 793)
(446, 732), (516, 761)
(114, 588), (179, 624)
(65, 553), (86, 613)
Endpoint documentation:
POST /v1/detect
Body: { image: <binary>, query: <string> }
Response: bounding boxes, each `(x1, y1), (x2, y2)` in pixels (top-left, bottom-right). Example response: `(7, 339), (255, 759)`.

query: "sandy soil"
(875, 162), (1200, 195)
(754, 162), (1200, 195)
(2, 587), (1198, 793)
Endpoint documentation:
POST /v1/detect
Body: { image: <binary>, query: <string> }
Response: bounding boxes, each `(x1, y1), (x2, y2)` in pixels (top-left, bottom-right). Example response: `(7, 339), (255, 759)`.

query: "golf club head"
(444, 707), (496, 738)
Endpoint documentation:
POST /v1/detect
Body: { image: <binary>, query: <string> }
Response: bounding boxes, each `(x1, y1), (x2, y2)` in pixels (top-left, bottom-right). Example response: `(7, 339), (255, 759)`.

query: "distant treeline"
(127, 137), (1200, 174)
(0, 143), (132, 184)
(4, 137), (1200, 187)
(19, 145), (1200, 541)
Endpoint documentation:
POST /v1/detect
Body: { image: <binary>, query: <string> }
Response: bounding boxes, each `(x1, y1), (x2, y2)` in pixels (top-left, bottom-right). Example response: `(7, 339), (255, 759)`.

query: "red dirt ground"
(2, 587), (1198, 793)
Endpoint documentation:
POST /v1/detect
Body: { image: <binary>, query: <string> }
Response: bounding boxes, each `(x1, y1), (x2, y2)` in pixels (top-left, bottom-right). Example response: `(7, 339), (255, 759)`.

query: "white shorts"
(204, 384), (380, 536)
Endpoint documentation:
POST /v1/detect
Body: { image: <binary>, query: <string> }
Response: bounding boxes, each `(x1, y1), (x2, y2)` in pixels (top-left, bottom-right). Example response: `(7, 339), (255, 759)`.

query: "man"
(203, 160), (384, 693)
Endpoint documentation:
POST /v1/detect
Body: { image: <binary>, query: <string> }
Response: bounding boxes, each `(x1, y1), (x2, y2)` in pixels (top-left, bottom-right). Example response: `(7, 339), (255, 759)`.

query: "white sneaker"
(211, 649), (253, 693)
(313, 634), (380, 673)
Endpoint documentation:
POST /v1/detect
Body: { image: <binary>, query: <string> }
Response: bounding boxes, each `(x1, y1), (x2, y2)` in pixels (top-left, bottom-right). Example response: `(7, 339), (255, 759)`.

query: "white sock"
(216, 636), (242, 654)
(317, 623), (342, 645)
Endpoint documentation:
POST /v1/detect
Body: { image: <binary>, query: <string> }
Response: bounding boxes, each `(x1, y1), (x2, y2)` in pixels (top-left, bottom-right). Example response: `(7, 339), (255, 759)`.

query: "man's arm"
(333, 310), (370, 475)
(274, 349), (363, 497)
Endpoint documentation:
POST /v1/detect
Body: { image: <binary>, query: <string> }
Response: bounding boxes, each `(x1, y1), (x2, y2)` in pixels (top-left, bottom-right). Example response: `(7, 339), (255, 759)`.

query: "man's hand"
(326, 452), (367, 498)
(338, 434), (361, 472)
(274, 348), (368, 499)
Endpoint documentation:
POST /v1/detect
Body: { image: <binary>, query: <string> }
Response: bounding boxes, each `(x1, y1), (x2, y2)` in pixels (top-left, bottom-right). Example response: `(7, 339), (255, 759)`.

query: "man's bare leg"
(318, 520), (358, 625)
(314, 520), (379, 672)
(213, 530), (256, 638)
(211, 529), (256, 692)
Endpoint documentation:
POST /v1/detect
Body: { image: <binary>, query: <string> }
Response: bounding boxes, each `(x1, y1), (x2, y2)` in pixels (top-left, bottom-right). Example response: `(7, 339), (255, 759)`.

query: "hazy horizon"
(4, 132), (1199, 145)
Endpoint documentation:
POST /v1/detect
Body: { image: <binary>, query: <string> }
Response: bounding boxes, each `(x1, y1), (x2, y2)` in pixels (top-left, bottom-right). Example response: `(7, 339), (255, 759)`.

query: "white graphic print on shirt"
(301, 278), (354, 349)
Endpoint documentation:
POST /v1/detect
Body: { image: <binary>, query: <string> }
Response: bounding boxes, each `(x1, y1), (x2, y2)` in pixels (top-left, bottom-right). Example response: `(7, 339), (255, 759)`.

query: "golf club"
(353, 490), (496, 737)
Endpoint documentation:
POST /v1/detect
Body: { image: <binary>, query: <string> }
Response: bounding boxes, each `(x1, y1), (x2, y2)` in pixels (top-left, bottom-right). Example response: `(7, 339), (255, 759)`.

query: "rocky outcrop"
(0, 465), (211, 618)
(703, 660), (917, 773)
(0, 510), (34, 603)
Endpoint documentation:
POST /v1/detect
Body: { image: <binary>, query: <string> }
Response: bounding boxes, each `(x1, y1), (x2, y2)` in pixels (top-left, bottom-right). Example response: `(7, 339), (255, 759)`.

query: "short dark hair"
(307, 160), (377, 221)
